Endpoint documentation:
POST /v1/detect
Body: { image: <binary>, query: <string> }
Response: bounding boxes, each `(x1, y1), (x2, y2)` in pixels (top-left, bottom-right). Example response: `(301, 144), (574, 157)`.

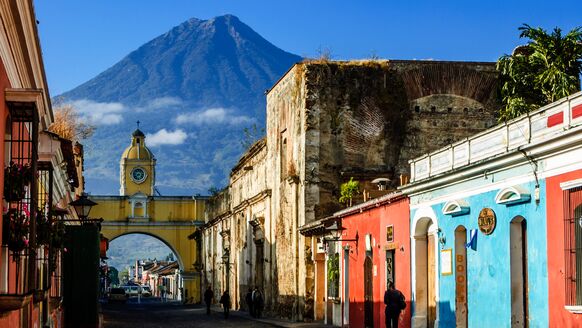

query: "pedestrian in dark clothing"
(219, 290), (231, 319)
(245, 288), (254, 317)
(384, 282), (405, 328)
(252, 287), (264, 318)
(204, 286), (213, 315)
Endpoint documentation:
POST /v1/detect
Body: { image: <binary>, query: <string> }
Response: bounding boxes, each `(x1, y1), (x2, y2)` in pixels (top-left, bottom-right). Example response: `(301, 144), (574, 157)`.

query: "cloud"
(69, 99), (125, 125)
(145, 129), (188, 146)
(175, 108), (253, 126)
(161, 173), (213, 191)
(136, 97), (183, 112)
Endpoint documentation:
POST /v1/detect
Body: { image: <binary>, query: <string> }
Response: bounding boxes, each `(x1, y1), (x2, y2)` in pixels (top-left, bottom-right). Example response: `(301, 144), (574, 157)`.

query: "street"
(101, 301), (276, 328)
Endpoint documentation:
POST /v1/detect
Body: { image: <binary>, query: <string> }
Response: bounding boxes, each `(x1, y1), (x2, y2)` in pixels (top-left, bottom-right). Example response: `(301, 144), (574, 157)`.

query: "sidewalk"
(211, 305), (327, 328)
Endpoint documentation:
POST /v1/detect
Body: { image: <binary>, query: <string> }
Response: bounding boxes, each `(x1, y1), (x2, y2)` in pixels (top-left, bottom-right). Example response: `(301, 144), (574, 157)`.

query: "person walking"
(252, 287), (264, 318)
(204, 286), (213, 315)
(245, 288), (254, 317)
(219, 290), (231, 319)
(384, 282), (406, 328)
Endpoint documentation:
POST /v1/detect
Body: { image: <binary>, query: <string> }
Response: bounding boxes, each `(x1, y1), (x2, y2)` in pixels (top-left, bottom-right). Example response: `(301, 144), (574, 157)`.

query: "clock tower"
(119, 127), (156, 196)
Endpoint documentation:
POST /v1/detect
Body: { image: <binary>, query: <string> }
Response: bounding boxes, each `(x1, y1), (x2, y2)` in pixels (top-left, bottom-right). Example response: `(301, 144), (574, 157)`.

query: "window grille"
(1, 101), (38, 302)
(327, 252), (339, 298)
(564, 186), (582, 305)
(36, 162), (53, 299)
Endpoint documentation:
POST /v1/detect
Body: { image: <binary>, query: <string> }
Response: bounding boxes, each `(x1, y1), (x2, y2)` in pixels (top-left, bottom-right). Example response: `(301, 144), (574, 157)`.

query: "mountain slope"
(60, 15), (301, 195)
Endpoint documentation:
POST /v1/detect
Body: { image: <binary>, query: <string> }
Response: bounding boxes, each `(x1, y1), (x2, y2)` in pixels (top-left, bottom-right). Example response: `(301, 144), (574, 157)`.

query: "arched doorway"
(510, 216), (528, 327)
(413, 216), (438, 328)
(454, 226), (467, 328)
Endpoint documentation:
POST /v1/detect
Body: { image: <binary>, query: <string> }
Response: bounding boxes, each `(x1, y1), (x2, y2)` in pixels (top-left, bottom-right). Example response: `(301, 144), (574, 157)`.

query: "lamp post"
(68, 192), (98, 224)
(324, 220), (359, 248)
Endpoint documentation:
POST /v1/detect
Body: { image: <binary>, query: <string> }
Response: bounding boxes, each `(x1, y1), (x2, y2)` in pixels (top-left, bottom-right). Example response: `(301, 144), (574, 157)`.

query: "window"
(280, 136), (288, 180)
(327, 252), (339, 298)
(564, 186), (582, 305)
(2, 101), (39, 297)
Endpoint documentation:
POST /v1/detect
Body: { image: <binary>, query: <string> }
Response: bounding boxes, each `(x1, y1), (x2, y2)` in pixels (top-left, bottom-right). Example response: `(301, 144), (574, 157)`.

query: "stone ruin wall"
(204, 60), (500, 320)
(302, 60), (500, 221)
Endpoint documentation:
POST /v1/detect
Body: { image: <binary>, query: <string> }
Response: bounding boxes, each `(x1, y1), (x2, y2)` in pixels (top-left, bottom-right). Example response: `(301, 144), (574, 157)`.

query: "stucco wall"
(341, 197), (411, 328)
(411, 177), (549, 327)
(546, 169), (582, 327)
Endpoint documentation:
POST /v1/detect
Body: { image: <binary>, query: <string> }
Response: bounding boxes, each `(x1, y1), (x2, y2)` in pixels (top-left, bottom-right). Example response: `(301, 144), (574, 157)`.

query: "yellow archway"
(91, 195), (207, 303)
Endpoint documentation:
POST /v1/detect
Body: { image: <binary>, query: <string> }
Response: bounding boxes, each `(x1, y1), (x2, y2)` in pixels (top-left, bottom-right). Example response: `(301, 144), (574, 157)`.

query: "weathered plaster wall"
(301, 61), (499, 222)
(206, 59), (500, 320)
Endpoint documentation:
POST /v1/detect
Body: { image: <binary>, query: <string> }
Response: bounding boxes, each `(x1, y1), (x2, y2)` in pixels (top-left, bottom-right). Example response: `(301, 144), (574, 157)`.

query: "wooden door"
(364, 256), (374, 328)
(511, 218), (528, 327)
(455, 227), (468, 328)
(427, 234), (436, 328)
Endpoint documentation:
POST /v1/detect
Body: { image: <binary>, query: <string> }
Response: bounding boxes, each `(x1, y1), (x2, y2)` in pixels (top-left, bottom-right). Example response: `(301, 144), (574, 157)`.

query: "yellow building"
(90, 128), (207, 303)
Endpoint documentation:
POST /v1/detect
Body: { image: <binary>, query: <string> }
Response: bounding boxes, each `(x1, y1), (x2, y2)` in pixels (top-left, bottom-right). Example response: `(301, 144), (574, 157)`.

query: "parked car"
(122, 285), (140, 297)
(108, 288), (128, 303)
(141, 285), (152, 297)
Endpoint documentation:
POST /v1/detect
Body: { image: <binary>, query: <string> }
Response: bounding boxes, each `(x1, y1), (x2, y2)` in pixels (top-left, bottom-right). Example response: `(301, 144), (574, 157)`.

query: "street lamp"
(69, 192), (97, 224)
(323, 220), (359, 248)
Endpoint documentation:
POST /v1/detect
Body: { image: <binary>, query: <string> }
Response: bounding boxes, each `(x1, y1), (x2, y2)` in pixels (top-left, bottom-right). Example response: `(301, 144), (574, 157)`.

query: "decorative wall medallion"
(477, 208), (496, 235)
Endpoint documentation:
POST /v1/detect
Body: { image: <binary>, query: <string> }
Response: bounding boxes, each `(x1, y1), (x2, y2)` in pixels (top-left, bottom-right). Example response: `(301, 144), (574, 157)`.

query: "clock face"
(131, 167), (147, 183)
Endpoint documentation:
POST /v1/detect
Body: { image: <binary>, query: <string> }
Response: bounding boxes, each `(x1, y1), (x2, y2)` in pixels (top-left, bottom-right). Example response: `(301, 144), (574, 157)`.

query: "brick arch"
(398, 62), (498, 108)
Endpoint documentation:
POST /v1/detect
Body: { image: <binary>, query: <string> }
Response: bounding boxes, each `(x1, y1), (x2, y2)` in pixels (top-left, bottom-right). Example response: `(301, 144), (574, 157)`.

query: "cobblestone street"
(101, 302), (326, 328)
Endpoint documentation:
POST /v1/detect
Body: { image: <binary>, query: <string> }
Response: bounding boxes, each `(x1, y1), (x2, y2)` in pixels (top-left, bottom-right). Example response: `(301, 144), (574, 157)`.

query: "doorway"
(414, 218), (437, 328)
(386, 250), (395, 287)
(510, 217), (528, 327)
(455, 226), (468, 328)
(364, 256), (374, 327)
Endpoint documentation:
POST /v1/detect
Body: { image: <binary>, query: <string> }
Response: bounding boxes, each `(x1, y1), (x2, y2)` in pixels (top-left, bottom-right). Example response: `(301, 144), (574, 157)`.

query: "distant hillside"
(60, 14), (301, 195)
(107, 234), (175, 272)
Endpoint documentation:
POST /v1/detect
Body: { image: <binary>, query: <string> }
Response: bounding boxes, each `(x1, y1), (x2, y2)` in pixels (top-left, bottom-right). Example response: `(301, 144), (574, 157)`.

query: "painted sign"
(386, 224), (394, 243)
(441, 249), (453, 275)
(478, 208), (496, 235)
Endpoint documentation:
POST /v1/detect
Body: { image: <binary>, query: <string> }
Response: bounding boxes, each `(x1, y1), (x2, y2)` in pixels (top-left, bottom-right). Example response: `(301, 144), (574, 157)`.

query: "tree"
(240, 123), (265, 149)
(48, 103), (95, 141)
(339, 177), (359, 207)
(119, 268), (129, 285)
(108, 266), (120, 286)
(497, 24), (582, 121)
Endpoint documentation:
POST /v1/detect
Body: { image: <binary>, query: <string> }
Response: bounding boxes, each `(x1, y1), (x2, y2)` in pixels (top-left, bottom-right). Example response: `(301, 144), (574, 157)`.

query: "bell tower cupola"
(119, 123), (156, 196)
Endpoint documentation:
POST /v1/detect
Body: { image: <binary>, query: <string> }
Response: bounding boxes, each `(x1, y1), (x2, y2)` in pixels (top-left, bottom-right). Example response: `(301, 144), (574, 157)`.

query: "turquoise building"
(399, 92), (582, 327)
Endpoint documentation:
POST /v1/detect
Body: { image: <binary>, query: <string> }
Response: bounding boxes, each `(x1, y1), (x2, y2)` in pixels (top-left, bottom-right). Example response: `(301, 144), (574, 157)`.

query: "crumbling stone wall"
(205, 59), (500, 321)
(265, 60), (499, 320)
(301, 60), (499, 221)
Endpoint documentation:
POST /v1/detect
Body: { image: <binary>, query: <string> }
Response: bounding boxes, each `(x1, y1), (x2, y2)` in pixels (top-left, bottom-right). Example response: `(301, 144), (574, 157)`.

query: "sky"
(35, 0), (581, 97)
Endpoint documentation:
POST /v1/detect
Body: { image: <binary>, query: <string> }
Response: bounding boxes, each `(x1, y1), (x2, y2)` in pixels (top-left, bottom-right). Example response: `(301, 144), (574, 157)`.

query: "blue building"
(400, 92), (582, 327)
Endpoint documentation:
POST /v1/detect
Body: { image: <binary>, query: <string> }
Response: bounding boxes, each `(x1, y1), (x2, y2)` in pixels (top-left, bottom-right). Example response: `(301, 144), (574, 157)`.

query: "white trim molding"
(564, 305), (582, 314)
(495, 186), (531, 205)
(560, 179), (582, 191)
(442, 200), (470, 216)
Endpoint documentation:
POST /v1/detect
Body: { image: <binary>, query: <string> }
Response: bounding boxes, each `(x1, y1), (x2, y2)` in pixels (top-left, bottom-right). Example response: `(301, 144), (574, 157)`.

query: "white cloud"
(145, 129), (187, 147)
(136, 97), (183, 112)
(69, 99), (125, 125)
(161, 173), (213, 191)
(175, 108), (253, 126)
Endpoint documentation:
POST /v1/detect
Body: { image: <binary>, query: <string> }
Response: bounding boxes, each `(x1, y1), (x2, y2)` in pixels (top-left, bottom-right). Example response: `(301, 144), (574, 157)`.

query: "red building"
(336, 192), (411, 328)
(547, 169), (582, 326)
